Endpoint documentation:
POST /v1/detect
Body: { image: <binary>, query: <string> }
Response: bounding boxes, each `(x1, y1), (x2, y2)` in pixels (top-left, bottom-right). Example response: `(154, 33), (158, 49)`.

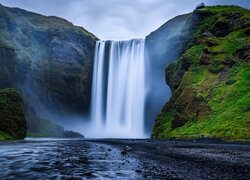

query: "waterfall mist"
(88, 39), (146, 138)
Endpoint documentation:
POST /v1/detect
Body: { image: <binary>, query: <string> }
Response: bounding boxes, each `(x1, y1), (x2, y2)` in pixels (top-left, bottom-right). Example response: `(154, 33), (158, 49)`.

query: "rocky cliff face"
(0, 4), (97, 135)
(144, 9), (208, 133)
(152, 6), (250, 141)
(0, 88), (26, 140)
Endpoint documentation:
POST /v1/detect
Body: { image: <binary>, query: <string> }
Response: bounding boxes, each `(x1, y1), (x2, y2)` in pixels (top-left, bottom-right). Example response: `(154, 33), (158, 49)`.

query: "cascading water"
(90, 39), (146, 138)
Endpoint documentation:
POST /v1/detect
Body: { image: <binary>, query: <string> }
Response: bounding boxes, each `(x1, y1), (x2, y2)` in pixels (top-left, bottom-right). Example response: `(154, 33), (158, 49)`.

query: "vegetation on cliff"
(152, 6), (250, 141)
(0, 88), (26, 140)
(0, 4), (97, 136)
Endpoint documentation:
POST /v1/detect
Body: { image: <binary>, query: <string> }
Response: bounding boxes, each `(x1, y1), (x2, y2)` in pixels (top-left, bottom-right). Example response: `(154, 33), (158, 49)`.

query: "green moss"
(225, 78), (237, 85)
(0, 88), (27, 140)
(0, 131), (14, 140)
(152, 5), (250, 142)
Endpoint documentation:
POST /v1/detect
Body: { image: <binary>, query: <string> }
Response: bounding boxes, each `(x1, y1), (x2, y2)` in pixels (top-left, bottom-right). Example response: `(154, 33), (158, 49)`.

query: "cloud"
(0, 0), (249, 40)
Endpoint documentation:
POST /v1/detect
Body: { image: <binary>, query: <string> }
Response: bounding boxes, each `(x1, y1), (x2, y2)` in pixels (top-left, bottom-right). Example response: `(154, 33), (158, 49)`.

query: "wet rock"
(54, 161), (60, 165)
(67, 177), (81, 180)
(63, 131), (84, 138)
(121, 151), (127, 155)
(83, 172), (92, 177)
(136, 169), (142, 173)
(78, 157), (88, 164)
(121, 145), (133, 155)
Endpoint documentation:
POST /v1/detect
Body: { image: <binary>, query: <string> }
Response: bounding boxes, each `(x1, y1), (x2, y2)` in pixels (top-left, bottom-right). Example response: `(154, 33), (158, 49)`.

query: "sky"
(0, 0), (249, 40)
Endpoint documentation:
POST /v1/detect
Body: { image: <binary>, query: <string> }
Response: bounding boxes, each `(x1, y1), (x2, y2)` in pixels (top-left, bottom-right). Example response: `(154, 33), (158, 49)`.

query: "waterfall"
(90, 39), (146, 138)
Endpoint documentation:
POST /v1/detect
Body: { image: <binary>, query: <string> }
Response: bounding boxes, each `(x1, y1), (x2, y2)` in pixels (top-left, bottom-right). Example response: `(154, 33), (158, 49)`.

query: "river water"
(1, 138), (249, 180)
(0, 138), (143, 180)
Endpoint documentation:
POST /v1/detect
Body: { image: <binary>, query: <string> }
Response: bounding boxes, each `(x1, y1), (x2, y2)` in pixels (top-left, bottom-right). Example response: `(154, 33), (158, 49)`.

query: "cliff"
(0, 88), (26, 140)
(151, 6), (250, 141)
(144, 8), (208, 133)
(0, 4), (97, 136)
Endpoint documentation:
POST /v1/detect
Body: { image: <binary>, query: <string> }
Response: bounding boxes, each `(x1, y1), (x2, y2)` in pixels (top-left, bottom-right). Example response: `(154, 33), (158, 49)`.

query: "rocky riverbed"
(0, 138), (249, 179)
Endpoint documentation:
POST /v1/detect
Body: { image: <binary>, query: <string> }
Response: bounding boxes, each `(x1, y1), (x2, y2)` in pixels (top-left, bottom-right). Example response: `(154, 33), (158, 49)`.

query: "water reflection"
(0, 138), (143, 179)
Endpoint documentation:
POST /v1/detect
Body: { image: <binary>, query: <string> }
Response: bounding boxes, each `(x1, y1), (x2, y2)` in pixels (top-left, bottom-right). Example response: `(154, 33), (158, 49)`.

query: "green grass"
(152, 5), (250, 141)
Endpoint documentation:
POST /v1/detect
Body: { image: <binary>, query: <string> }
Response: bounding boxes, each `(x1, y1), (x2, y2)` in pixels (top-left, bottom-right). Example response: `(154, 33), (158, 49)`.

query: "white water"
(89, 39), (146, 138)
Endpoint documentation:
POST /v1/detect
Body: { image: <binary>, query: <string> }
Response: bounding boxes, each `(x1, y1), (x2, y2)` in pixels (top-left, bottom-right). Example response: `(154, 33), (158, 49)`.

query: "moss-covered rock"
(0, 4), (98, 136)
(152, 6), (250, 142)
(0, 88), (27, 140)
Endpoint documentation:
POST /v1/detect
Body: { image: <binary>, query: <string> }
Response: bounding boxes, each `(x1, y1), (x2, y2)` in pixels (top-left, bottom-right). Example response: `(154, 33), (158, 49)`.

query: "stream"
(0, 138), (249, 179)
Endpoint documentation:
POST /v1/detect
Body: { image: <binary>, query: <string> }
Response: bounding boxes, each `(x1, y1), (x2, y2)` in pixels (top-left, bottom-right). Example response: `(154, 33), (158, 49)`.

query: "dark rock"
(221, 57), (236, 66)
(67, 177), (81, 180)
(121, 145), (133, 155)
(63, 130), (84, 138)
(205, 39), (219, 47)
(212, 20), (231, 37)
(203, 48), (210, 54)
(245, 28), (250, 35)
(196, 3), (205, 9)
(200, 52), (211, 65)
(78, 157), (88, 164)
(83, 172), (92, 176)
(135, 169), (142, 173)
(235, 45), (250, 62)
(172, 113), (189, 129)
(121, 151), (127, 155)
(0, 4), (98, 136)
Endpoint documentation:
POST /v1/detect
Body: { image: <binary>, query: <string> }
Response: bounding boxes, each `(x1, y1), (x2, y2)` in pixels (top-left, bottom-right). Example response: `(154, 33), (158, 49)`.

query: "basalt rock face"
(0, 4), (97, 135)
(144, 9), (209, 133)
(152, 6), (250, 141)
(0, 88), (26, 140)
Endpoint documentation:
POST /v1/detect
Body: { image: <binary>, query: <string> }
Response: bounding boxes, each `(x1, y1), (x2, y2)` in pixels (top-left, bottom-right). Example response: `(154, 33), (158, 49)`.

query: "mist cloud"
(0, 0), (249, 40)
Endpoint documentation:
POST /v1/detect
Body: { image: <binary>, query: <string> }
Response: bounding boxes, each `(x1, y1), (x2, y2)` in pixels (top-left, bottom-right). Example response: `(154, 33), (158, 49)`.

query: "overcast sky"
(0, 0), (249, 40)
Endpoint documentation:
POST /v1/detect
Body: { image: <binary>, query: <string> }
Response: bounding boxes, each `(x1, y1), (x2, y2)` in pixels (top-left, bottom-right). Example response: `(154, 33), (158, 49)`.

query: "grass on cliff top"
(201, 5), (250, 18)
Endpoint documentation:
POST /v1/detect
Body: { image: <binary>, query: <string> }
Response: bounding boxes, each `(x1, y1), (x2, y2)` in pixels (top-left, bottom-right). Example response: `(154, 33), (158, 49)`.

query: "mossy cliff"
(0, 88), (26, 140)
(152, 6), (250, 141)
(0, 4), (97, 136)
(144, 8), (210, 133)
